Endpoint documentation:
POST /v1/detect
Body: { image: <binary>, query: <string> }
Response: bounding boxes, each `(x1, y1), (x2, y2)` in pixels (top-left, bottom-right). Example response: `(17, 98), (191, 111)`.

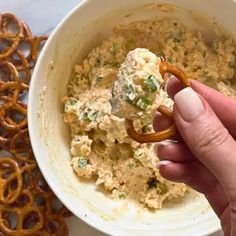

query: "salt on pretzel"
(0, 12), (71, 235)
(9, 129), (35, 163)
(0, 189), (44, 235)
(0, 158), (23, 204)
(7, 50), (32, 85)
(0, 13), (24, 59)
(0, 13), (47, 63)
(126, 59), (190, 143)
(0, 62), (28, 132)
(36, 215), (69, 236)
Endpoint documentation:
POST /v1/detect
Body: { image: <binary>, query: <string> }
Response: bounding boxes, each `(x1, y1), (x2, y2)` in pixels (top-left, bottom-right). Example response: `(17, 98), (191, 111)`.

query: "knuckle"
(196, 120), (230, 153)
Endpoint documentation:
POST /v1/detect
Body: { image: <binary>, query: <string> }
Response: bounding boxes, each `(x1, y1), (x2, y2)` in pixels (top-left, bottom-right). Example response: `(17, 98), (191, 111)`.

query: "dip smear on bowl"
(63, 18), (236, 209)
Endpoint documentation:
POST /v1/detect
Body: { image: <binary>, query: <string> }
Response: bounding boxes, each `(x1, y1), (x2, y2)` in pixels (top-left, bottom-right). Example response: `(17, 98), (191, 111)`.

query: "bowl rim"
(28, 0), (113, 235)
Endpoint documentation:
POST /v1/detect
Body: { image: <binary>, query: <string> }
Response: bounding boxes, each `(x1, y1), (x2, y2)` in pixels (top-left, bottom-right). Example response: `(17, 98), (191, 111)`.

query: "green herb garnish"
(156, 182), (168, 195)
(135, 97), (151, 110)
(147, 178), (157, 188)
(110, 43), (119, 54)
(96, 76), (103, 83)
(167, 57), (173, 64)
(89, 111), (99, 121)
(67, 98), (77, 106)
(128, 163), (134, 169)
(118, 192), (126, 199)
(78, 157), (88, 169)
(81, 108), (91, 121)
(173, 46), (178, 52)
(144, 75), (160, 92)
(125, 84), (136, 102)
(134, 149), (143, 159)
(147, 178), (168, 195)
(81, 108), (99, 121)
(112, 62), (120, 68)
(172, 30), (182, 43)
(213, 40), (219, 51)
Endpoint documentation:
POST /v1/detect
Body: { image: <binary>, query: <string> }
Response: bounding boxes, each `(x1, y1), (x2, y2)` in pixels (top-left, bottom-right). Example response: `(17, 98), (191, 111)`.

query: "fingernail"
(156, 141), (171, 153)
(174, 88), (204, 121)
(157, 160), (173, 169)
(155, 141), (177, 155)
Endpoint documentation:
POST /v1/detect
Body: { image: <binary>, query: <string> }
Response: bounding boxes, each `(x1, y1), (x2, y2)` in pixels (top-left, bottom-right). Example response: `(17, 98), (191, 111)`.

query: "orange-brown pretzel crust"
(0, 12), (71, 235)
(0, 13), (24, 59)
(126, 60), (190, 143)
(0, 158), (23, 204)
(0, 189), (44, 235)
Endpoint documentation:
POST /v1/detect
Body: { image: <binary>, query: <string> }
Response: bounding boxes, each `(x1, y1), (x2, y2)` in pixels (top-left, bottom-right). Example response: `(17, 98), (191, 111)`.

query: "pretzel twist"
(0, 158), (23, 204)
(0, 13), (23, 59)
(126, 60), (190, 143)
(0, 189), (44, 235)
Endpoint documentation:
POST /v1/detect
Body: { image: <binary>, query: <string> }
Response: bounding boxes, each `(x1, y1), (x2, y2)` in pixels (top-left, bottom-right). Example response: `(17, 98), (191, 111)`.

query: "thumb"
(173, 87), (236, 195)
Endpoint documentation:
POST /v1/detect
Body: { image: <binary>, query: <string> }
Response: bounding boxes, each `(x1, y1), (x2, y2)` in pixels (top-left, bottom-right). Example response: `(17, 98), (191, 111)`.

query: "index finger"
(167, 77), (236, 137)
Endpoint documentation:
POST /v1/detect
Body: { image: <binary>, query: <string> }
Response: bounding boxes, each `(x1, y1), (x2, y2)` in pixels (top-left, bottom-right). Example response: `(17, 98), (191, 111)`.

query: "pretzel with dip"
(111, 48), (190, 143)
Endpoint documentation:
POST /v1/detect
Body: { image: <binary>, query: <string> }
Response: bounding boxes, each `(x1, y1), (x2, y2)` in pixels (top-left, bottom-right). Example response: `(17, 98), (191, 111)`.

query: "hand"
(153, 77), (236, 236)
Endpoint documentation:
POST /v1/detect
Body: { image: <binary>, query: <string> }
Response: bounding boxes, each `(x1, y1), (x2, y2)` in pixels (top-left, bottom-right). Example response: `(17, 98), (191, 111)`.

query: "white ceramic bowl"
(28, 0), (236, 235)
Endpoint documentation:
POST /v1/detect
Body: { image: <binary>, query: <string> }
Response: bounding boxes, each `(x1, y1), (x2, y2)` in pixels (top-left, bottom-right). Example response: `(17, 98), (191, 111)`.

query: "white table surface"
(0, 1), (224, 235)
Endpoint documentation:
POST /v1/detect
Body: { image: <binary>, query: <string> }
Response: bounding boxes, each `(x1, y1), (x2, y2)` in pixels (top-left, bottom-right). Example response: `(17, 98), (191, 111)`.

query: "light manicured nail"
(155, 141), (175, 154)
(157, 160), (173, 169)
(174, 88), (204, 121)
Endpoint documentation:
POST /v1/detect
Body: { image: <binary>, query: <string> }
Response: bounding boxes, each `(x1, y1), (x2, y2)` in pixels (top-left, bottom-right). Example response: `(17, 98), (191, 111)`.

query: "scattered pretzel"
(0, 12), (71, 235)
(37, 214), (69, 236)
(0, 158), (23, 204)
(126, 59), (190, 143)
(0, 13), (24, 59)
(0, 189), (44, 235)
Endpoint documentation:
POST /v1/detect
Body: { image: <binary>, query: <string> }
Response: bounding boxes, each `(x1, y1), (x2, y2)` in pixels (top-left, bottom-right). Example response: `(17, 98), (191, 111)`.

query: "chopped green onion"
(145, 75), (160, 92)
(96, 76), (103, 83)
(213, 40), (219, 51)
(118, 192), (126, 199)
(81, 108), (99, 121)
(81, 109), (90, 121)
(88, 111), (99, 121)
(172, 31), (182, 43)
(134, 149), (143, 159)
(110, 43), (119, 54)
(125, 84), (136, 102)
(147, 178), (157, 188)
(74, 135), (81, 142)
(167, 57), (173, 64)
(173, 46), (178, 52)
(112, 62), (120, 68)
(128, 163), (134, 169)
(67, 98), (77, 106)
(156, 182), (168, 195)
(135, 97), (151, 110)
(78, 157), (88, 169)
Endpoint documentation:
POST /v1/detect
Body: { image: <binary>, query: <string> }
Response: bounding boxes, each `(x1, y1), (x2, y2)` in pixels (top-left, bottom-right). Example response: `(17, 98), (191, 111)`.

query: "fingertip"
(158, 162), (192, 184)
(158, 162), (181, 181)
(156, 160), (173, 169)
(167, 76), (185, 99)
(157, 142), (171, 160)
(153, 112), (173, 132)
